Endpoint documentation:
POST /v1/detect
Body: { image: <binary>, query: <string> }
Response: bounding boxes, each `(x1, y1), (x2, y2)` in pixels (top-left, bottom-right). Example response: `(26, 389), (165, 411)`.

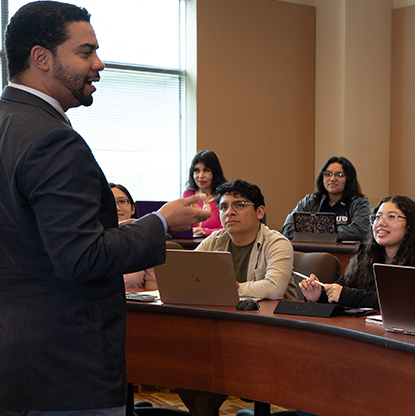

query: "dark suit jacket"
(0, 86), (166, 410)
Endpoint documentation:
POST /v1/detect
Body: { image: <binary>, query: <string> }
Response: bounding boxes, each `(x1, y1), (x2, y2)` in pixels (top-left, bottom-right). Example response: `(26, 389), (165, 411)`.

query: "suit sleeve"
(21, 127), (165, 282)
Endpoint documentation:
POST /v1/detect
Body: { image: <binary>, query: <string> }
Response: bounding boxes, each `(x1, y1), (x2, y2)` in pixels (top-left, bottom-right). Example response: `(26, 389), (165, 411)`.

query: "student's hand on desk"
(192, 227), (206, 236)
(159, 194), (212, 233)
(299, 273), (322, 302)
(324, 283), (342, 304)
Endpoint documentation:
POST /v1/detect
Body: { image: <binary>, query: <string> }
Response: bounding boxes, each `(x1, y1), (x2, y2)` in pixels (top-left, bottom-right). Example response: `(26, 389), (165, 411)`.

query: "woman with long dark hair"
(300, 195), (415, 308)
(282, 156), (372, 241)
(183, 150), (227, 236)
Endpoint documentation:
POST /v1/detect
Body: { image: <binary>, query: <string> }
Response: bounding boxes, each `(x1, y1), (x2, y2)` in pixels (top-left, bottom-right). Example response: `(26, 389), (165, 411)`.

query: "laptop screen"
(294, 212), (337, 234)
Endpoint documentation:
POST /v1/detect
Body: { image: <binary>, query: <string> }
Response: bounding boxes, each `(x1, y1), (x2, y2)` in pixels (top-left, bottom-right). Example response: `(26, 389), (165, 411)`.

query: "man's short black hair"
(5, 1), (91, 80)
(216, 179), (265, 209)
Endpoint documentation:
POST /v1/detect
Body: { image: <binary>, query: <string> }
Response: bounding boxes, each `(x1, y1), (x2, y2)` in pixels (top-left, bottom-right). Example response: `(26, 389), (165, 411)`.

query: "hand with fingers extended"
(158, 194), (212, 233)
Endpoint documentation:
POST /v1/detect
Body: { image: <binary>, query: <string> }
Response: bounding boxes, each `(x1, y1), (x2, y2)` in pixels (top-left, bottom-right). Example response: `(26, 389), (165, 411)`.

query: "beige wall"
(196, 0), (316, 231)
(390, 5), (415, 199)
(193, 0), (415, 231)
(283, 0), (415, 204)
(277, 0), (393, 208)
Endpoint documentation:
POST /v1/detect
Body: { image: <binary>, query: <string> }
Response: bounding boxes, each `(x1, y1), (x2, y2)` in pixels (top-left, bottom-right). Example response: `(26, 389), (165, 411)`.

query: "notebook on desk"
(293, 212), (337, 243)
(373, 263), (415, 335)
(154, 249), (240, 307)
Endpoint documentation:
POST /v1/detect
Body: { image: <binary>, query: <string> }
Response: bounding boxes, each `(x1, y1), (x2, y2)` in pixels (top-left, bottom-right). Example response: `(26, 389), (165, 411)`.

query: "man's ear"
(256, 205), (265, 221)
(31, 46), (50, 71)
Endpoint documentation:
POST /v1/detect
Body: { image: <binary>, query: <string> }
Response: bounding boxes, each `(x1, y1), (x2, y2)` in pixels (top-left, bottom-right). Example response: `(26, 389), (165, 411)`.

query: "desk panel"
(126, 301), (415, 416)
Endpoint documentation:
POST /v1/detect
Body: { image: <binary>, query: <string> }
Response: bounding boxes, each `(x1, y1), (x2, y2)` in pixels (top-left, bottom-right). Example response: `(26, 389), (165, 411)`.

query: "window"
(1, 0), (189, 201)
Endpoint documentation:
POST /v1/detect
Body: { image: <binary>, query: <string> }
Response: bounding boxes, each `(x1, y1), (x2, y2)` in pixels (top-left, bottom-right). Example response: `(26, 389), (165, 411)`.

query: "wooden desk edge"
(127, 301), (415, 355)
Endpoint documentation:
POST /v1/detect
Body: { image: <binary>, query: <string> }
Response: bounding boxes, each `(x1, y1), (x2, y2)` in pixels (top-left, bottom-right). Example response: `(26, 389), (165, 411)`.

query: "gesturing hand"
(158, 194), (212, 233)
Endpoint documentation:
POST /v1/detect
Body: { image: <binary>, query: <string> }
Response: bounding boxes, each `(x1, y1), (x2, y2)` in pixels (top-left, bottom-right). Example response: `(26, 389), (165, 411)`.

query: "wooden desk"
(126, 300), (415, 416)
(291, 241), (360, 273)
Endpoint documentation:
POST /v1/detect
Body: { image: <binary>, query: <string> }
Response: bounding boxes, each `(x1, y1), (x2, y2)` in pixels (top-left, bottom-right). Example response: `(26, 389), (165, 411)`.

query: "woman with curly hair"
(282, 156), (372, 242)
(299, 195), (415, 309)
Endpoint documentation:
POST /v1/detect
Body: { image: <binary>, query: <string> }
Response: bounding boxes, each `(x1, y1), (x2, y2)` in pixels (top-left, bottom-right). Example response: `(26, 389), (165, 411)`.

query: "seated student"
(282, 156), (372, 242)
(183, 150), (227, 236)
(300, 195), (415, 308)
(177, 179), (297, 416)
(110, 183), (157, 289)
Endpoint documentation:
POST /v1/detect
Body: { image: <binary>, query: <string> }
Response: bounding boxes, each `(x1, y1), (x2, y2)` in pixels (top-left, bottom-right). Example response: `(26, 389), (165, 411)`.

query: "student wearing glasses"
(110, 183), (157, 289)
(300, 195), (415, 309)
(281, 156), (372, 242)
(177, 179), (297, 416)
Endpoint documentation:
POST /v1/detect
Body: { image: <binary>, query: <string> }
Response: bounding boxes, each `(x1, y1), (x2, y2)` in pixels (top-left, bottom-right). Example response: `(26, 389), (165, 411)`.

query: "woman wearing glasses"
(300, 195), (415, 309)
(281, 156), (372, 242)
(183, 150), (227, 236)
(110, 183), (157, 289)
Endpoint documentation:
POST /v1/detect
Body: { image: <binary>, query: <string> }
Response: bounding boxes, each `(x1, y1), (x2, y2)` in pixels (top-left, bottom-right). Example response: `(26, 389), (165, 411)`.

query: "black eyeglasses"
(218, 201), (255, 213)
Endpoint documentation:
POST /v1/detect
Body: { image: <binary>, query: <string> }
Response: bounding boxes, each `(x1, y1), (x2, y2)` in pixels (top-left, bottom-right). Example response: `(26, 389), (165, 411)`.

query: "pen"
(293, 271), (326, 287)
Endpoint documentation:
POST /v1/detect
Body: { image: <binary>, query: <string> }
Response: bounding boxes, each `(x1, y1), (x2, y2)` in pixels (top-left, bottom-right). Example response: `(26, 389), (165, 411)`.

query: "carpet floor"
(133, 384), (291, 415)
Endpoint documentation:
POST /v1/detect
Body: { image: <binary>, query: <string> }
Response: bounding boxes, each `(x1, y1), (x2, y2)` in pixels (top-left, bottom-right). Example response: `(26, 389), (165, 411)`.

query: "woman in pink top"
(110, 183), (157, 289)
(183, 150), (227, 236)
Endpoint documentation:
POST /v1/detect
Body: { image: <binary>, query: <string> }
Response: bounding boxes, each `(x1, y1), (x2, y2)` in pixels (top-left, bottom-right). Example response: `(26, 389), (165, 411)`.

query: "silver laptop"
(373, 263), (415, 335)
(154, 249), (240, 307)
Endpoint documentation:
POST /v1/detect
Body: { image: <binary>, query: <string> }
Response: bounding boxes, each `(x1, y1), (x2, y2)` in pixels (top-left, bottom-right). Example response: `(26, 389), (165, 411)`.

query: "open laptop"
(154, 249), (240, 307)
(293, 212), (337, 243)
(373, 263), (415, 335)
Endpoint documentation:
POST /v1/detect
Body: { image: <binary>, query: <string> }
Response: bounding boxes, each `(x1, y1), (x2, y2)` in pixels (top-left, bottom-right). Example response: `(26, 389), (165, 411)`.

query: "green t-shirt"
(229, 240), (255, 283)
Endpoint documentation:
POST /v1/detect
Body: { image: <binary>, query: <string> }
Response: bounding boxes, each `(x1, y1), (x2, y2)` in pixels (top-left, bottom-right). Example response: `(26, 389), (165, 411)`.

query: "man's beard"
(53, 60), (93, 107)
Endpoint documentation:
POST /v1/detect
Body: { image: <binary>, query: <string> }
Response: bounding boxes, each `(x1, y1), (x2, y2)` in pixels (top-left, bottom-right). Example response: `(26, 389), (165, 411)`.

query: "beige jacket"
(197, 223), (297, 300)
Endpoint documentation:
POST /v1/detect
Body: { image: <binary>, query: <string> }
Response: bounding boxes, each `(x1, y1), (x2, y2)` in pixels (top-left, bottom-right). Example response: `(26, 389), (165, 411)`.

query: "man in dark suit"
(0, 2), (210, 414)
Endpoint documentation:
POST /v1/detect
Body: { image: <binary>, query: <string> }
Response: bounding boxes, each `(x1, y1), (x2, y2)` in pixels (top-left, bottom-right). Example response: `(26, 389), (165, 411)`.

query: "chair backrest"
(293, 251), (341, 300)
(166, 241), (185, 250)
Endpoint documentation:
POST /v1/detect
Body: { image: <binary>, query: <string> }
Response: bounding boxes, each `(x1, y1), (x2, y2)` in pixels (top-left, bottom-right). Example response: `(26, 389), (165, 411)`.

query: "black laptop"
(293, 212), (337, 243)
(373, 263), (415, 335)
